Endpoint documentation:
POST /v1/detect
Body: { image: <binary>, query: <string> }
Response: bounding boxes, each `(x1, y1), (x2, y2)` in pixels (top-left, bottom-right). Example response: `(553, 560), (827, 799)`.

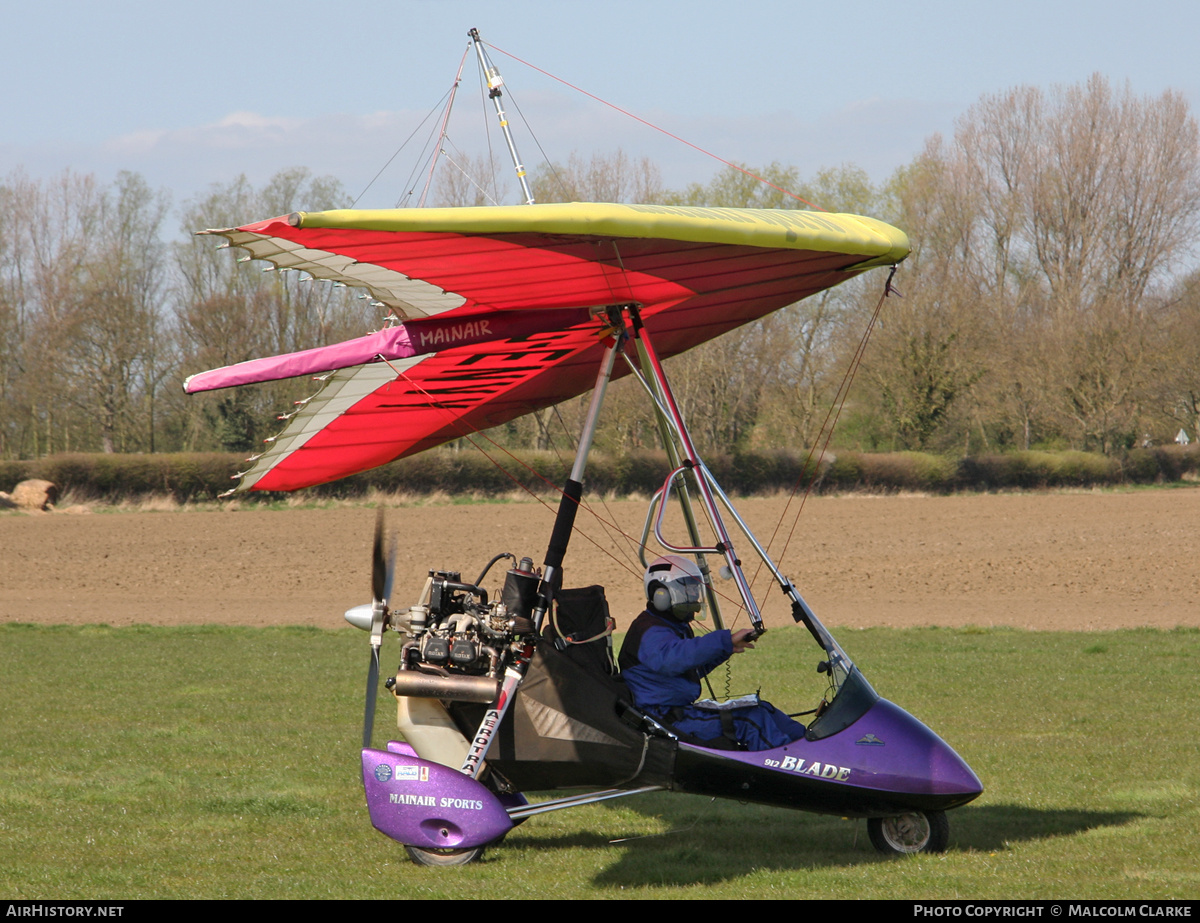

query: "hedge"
(2, 445), (1198, 502)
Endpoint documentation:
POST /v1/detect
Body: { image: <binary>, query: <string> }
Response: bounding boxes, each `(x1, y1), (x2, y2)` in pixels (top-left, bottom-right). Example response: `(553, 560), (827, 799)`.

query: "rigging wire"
(394, 118), (448, 208)
(417, 46), (470, 208)
(372, 354), (649, 589)
(503, 83), (569, 201)
(437, 143), (503, 206)
(483, 39), (827, 212)
(474, 49), (502, 205)
(351, 77), (459, 209)
(746, 269), (898, 597)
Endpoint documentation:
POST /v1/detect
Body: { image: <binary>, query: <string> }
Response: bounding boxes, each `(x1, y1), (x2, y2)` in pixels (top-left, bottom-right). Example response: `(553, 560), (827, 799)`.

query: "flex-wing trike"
(348, 304), (983, 866)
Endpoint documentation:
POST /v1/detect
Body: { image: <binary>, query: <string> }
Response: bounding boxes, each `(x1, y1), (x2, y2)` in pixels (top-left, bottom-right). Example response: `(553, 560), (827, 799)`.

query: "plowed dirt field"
(2, 489), (1196, 630)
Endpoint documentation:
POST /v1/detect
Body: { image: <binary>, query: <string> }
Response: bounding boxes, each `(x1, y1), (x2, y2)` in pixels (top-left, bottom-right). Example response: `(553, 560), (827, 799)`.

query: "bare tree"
(1146, 271), (1200, 442)
(656, 163), (890, 453)
(62, 172), (170, 453)
(749, 166), (886, 450)
(431, 150), (511, 207)
(867, 75), (1200, 453)
(666, 162), (802, 210)
(172, 168), (376, 452)
(531, 149), (664, 204)
(0, 170), (178, 456)
(0, 178), (28, 457)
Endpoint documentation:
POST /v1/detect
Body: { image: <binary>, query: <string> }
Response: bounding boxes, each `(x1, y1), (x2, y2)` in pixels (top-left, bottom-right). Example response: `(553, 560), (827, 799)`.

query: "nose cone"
(345, 602), (374, 630)
(924, 731), (984, 805)
(361, 748), (513, 849)
(852, 699), (983, 809)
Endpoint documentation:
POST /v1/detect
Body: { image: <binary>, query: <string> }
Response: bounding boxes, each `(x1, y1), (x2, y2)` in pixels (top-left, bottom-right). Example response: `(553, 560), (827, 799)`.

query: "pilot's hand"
(731, 629), (757, 653)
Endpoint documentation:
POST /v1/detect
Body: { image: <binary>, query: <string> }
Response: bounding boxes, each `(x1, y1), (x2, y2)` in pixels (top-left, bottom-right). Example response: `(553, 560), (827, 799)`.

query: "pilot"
(618, 555), (806, 750)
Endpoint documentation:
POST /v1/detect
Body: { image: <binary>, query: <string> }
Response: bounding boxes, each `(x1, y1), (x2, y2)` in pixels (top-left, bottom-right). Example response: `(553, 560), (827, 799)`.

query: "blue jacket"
(618, 610), (807, 750)
(618, 610), (732, 712)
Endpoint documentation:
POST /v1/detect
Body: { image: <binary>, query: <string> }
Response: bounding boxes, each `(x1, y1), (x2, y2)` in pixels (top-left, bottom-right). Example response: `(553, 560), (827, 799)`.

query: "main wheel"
(867, 810), (949, 854)
(404, 845), (485, 867)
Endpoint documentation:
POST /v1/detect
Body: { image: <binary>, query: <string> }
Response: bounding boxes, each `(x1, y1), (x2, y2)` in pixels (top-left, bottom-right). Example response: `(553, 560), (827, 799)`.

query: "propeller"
(350, 508), (397, 749)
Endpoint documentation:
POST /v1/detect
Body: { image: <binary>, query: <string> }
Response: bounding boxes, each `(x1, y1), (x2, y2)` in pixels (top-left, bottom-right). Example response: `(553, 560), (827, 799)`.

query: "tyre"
(404, 845), (485, 867)
(867, 810), (949, 854)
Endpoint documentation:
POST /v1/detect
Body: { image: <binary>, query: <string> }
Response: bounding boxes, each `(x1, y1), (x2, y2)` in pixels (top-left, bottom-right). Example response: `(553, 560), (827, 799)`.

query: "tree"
(866, 75), (1200, 453)
(64, 172), (170, 453)
(432, 151), (511, 207)
(0, 170), (173, 456)
(751, 166), (886, 450)
(172, 168), (376, 452)
(0, 178), (29, 457)
(1148, 270), (1200, 442)
(530, 149), (663, 204)
(0, 171), (99, 456)
(665, 162), (803, 210)
(855, 146), (991, 451)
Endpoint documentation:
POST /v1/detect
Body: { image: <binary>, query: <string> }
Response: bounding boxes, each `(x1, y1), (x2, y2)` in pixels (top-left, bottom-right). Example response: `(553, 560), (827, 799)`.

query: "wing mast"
(469, 28), (536, 205)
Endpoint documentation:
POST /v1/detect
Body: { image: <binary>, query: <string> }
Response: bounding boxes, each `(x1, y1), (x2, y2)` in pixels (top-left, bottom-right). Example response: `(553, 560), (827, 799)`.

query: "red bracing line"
(378, 360), (649, 588)
(751, 269), (894, 591)
(485, 41), (826, 213)
(378, 358), (749, 612)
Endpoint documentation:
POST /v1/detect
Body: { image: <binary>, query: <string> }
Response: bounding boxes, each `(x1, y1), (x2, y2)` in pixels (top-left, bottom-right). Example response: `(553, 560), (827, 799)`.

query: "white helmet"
(644, 555), (704, 621)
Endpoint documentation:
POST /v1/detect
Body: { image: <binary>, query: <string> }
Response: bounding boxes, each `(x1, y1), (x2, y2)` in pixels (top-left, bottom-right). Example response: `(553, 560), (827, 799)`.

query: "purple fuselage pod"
(673, 697), (983, 818)
(361, 747), (513, 849)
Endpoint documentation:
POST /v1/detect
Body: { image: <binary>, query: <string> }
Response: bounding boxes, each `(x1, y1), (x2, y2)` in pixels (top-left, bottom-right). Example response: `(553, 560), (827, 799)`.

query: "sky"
(5, 0), (1199, 222)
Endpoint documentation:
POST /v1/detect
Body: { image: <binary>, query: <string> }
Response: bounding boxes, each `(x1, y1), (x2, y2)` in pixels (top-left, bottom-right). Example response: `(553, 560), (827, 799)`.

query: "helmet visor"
(668, 576), (703, 616)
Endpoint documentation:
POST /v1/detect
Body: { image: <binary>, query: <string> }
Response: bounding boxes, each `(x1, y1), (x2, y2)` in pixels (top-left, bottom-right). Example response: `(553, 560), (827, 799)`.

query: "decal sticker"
(413, 319), (493, 350)
(856, 734), (885, 746)
(439, 798), (484, 810)
(766, 755), (852, 781)
(389, 793), (437, 806)
(374, 763), (393, 782)
(462, 708), (501, 776)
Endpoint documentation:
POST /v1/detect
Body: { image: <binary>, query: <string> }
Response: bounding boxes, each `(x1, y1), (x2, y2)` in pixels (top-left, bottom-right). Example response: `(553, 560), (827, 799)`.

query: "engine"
(386, 556), (540, 702)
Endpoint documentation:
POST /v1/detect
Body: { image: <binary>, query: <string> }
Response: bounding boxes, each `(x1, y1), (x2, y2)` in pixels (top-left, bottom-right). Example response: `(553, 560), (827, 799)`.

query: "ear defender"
(650, 582), (672, 613)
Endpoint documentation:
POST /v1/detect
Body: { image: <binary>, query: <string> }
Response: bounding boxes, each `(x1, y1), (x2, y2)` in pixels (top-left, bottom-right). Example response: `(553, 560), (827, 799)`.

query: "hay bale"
(12, 479), (58, 511)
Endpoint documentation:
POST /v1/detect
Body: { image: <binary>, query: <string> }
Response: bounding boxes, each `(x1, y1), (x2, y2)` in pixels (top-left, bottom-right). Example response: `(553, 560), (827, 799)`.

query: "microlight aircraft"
(186, 200), (983, 864)
(184, 26), (979, 866)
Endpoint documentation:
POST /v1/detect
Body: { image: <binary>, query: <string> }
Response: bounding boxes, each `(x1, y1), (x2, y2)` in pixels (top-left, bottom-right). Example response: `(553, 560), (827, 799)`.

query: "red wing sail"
(193, 204), (909, 491)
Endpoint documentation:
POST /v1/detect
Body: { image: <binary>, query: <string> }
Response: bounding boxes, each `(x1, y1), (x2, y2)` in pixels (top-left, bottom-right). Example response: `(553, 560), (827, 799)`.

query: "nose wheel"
(868, 810), (949, 854)
(404, 845), (486, 867)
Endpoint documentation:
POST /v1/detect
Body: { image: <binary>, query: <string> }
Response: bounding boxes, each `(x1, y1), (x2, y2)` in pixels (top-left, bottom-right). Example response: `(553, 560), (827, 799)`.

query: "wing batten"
(199, 224), (469, 318)
(234, 361), (418, 492)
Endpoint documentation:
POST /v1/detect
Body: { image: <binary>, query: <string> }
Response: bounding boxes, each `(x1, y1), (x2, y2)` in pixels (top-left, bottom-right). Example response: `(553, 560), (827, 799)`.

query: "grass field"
(1, 623), (1196, 899)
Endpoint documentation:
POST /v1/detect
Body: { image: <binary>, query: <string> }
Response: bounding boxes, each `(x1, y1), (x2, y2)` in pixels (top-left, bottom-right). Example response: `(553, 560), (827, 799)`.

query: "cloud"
(1, 94), (957, 213)
(105, 111), (308, 157)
